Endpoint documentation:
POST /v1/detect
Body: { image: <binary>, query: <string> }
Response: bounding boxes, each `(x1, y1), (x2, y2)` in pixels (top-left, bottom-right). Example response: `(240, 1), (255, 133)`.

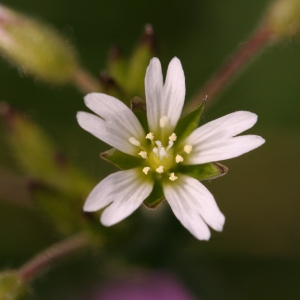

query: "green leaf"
(175, 99), (206, 141)
(178, 162), (228, 181)
(143, 181), (165, 209)
(130, 96), (149, 132)
(100, 148), (142, 170)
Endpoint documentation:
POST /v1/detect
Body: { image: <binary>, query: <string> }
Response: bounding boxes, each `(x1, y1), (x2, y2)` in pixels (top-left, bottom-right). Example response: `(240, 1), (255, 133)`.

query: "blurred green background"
(1, 0), (300, 299)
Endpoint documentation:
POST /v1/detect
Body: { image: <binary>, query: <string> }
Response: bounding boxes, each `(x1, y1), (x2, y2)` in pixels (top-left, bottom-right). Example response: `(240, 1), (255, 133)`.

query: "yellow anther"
(169, 173), (178, 181)
(175, 155), (184, 163)
(159, 116), (168, 128)
(138, 151), (148, 159)
(143, 167), (150, 175)
(156, 166), (164, 173)
(146, 132), (154, 140)
(169, 133), (177, 141)
(184, 145), (193, 154)
(129, 137), (141, 146)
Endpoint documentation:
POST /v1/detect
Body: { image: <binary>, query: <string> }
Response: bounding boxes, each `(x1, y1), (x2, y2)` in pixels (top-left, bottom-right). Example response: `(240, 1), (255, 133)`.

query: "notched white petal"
(145, 58), (163, 132)
(77, 111), (137, 156)
(162, 57), (185, 131)
(187, 135), (265, 165)
(80, 93), (145, 155)
(146, 57), (186, 133)
(184, 111), (258, 148)
(84, 169), (153, 227)
(163, 175), (225, 240)
(100, 173), (154, 226)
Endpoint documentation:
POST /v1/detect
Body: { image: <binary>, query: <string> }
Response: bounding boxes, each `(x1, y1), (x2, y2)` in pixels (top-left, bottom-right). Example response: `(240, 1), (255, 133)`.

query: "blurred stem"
(18, 233), (90, 283)
(73, 68), (103, 93)
(184, 26), (274, 113)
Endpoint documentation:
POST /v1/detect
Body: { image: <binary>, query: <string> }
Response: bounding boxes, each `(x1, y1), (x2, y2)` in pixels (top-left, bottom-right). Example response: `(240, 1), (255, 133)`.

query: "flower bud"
(125, 24), (157, 98)
(0, 271), (29, 300)
(0, 4), (79, 83)
(0, 102), (98, 235)
(264, 0), (300, 39)
(0, 102), (95, 197)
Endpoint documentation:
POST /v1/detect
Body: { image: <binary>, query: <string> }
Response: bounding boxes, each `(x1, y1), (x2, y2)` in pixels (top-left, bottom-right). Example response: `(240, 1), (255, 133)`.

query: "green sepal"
(130, 96), (149, 132)
(143, 181), (165, 209)
(178, 162), (228, 181)
(100, 148), (142, 170)
(175, 99), (206, 141)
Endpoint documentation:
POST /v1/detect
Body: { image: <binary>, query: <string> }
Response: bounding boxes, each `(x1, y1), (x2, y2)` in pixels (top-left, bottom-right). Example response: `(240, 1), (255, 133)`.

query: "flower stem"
(73, 68), (103, 93)
(184, 26), (274, 113)
(18, 233), (90, 283)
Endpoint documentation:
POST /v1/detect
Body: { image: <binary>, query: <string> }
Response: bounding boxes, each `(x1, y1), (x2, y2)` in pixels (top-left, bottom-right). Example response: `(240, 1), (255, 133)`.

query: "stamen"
(156, 166), (164, 173)
(169, 173), (178, 181)
(175, 155), (184, 163)
(184, 145), (193, 154)
(146, 132), (154, 140)
(169, 133), (177, 141)
(159, 116), (168, 128)
(143, 167), (150, 175)
(129, 137), (141, 146)
(138, 151), (148, 159)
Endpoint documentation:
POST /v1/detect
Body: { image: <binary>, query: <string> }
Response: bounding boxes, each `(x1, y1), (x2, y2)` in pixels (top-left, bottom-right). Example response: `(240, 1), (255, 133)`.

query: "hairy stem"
(18, 233), (90, 283)
(184, 26), (273, 113)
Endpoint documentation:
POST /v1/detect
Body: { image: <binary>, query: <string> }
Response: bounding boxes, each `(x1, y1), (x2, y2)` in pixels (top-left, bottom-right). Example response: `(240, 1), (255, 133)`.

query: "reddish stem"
(18, 233), (90, 283)
(184, 26), (274, 113)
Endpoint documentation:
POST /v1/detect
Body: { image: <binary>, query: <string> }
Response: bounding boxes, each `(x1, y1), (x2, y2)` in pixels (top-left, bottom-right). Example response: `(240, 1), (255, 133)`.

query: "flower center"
(148, 140), (175, 172)
(129, 132), (193, 182)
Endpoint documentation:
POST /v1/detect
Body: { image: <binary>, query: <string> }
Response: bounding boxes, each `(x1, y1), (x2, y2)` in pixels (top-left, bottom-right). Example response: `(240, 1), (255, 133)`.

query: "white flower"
(77, 57), (265, 240)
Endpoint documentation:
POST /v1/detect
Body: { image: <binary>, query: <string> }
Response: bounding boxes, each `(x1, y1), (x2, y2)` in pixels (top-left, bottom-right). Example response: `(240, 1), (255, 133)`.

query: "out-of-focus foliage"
(1, 0), (300, 299)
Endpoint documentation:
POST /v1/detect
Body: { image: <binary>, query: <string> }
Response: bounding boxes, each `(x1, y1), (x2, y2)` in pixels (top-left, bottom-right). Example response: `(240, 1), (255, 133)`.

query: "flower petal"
(184, 111), (258, 146)
(145, 57), (163, 133)
(145, 57), (185, 133)
(77, 112), (134, 155)
(163, 175), (225, 240)
(77, 93), (145, 156)
(84, 168), (153, 226)
(186, 135), (265, 165)
(161, 57), (185, 131)
(183, 111), (265, 164)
